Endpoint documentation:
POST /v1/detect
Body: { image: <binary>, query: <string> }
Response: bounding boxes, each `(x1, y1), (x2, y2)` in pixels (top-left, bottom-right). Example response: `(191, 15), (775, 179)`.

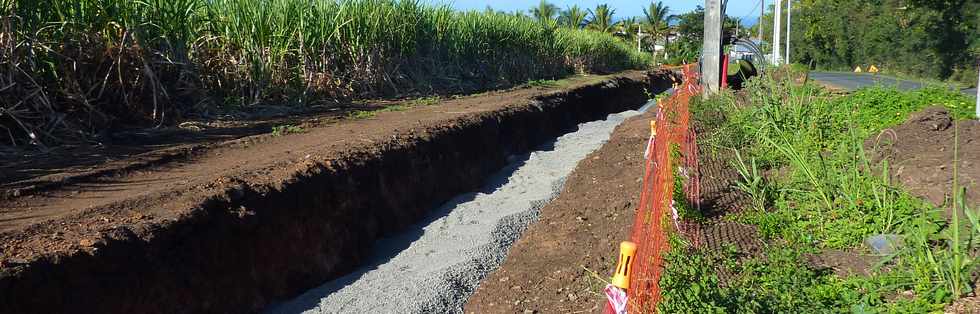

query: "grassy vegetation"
(526, 79), (560, 88)
(670, 142), (700, 221)
(346, 95), (440, 120)
(271, 124), (303, 137)
(659, 68), (978, 312)
(0, 0), (650, 146)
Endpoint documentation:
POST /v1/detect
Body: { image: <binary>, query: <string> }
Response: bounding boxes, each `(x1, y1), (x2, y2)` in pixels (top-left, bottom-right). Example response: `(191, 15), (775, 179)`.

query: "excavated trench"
(0, 72), (673, 314)
(267, 100), (658, 314)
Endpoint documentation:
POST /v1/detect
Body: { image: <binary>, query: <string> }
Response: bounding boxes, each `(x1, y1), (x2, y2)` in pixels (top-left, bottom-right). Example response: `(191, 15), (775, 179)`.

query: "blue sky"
(436, 0), (766, 25)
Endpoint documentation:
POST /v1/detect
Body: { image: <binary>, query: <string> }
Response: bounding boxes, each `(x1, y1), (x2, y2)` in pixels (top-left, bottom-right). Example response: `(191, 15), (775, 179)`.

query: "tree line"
(513, 1), (748, 65)
(517, 0), (977, 86)
(756, 0), (979, 85)
(509, 1), (680, 64)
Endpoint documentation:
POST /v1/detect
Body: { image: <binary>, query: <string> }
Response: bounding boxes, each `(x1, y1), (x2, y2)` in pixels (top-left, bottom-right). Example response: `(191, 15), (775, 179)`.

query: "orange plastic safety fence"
(627, 65), (702, 312)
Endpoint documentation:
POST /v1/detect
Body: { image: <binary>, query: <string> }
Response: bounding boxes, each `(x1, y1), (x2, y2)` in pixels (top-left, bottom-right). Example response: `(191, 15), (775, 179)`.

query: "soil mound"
(865, 106), (980, 208)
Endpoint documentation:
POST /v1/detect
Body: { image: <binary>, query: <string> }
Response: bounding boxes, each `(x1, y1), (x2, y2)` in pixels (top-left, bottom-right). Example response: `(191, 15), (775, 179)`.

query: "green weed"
(658, 236), (874, 313)
(346, 110), (377, 119)
(665, 67), (980, 311)
(271, 124), (303, 136)
(526, 79), (559, 88)
(670, 143), (700, 221)
(409, 96), (440, 107)
(731, 150), (771, 211)
(346, 96), (439, 119)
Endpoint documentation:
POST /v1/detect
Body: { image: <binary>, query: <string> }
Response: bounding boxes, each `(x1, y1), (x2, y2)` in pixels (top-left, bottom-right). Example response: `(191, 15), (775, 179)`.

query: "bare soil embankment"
(866, 106), (980, 208)
(0, 71), (674, 313)
(866, 106), (980, 312)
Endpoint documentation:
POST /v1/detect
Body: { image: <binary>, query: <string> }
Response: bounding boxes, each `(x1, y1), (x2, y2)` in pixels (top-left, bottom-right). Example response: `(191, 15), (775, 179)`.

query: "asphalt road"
(810, 71), (977, 97)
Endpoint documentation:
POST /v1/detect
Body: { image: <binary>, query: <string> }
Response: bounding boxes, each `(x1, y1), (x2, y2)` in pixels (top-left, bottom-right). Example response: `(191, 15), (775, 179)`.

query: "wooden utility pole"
(703, 0), (723, 93)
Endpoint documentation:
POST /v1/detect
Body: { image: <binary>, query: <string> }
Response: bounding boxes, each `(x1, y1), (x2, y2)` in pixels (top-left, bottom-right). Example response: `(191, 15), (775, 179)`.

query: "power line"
(744, 0), (764, 20)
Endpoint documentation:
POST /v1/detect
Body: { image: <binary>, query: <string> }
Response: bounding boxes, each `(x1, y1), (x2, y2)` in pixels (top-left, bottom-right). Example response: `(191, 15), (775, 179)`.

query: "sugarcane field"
(1, 0), (978, 313)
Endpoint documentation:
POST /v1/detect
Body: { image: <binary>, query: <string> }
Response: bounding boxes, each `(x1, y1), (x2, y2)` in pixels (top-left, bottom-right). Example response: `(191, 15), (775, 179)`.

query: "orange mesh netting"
(627, 64), (702, 312)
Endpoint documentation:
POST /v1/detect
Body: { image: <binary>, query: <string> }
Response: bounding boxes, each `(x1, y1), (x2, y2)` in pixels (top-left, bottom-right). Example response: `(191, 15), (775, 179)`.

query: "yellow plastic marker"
(611, 241), (637, 290)
(854, 66), (863, 73)
(868, 65), (879, 73)
(650, 120), (657, 137)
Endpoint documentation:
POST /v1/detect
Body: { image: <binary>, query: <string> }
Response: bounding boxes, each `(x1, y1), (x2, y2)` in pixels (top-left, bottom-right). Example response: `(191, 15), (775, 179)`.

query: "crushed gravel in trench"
(266, 101), (654, 314)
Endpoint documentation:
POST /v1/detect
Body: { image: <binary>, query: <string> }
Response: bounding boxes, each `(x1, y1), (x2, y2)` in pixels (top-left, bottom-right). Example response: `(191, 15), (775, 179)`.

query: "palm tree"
(529, 0), (559, 25)
(643, 1), (673, 42)
(586, 4), (617, 33)
(558, 5), (588, 29)
(642, 1), (675, 60)
(616, 17), (641, 41)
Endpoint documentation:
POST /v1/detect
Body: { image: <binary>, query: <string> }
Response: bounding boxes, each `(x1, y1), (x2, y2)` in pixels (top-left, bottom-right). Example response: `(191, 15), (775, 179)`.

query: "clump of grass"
(526, 79), (559, 88)
(271, 124), (303, 136)
(659, 236), (870, 313)
(346, 110), (377, 120)
(669, 142), (700, 221)
(660, 67), (980, 312)
(346, 95), (440, 119)
(0, 0), (650, 146)
(731, 149), (772, 211)
(408, 96), (440, 107)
